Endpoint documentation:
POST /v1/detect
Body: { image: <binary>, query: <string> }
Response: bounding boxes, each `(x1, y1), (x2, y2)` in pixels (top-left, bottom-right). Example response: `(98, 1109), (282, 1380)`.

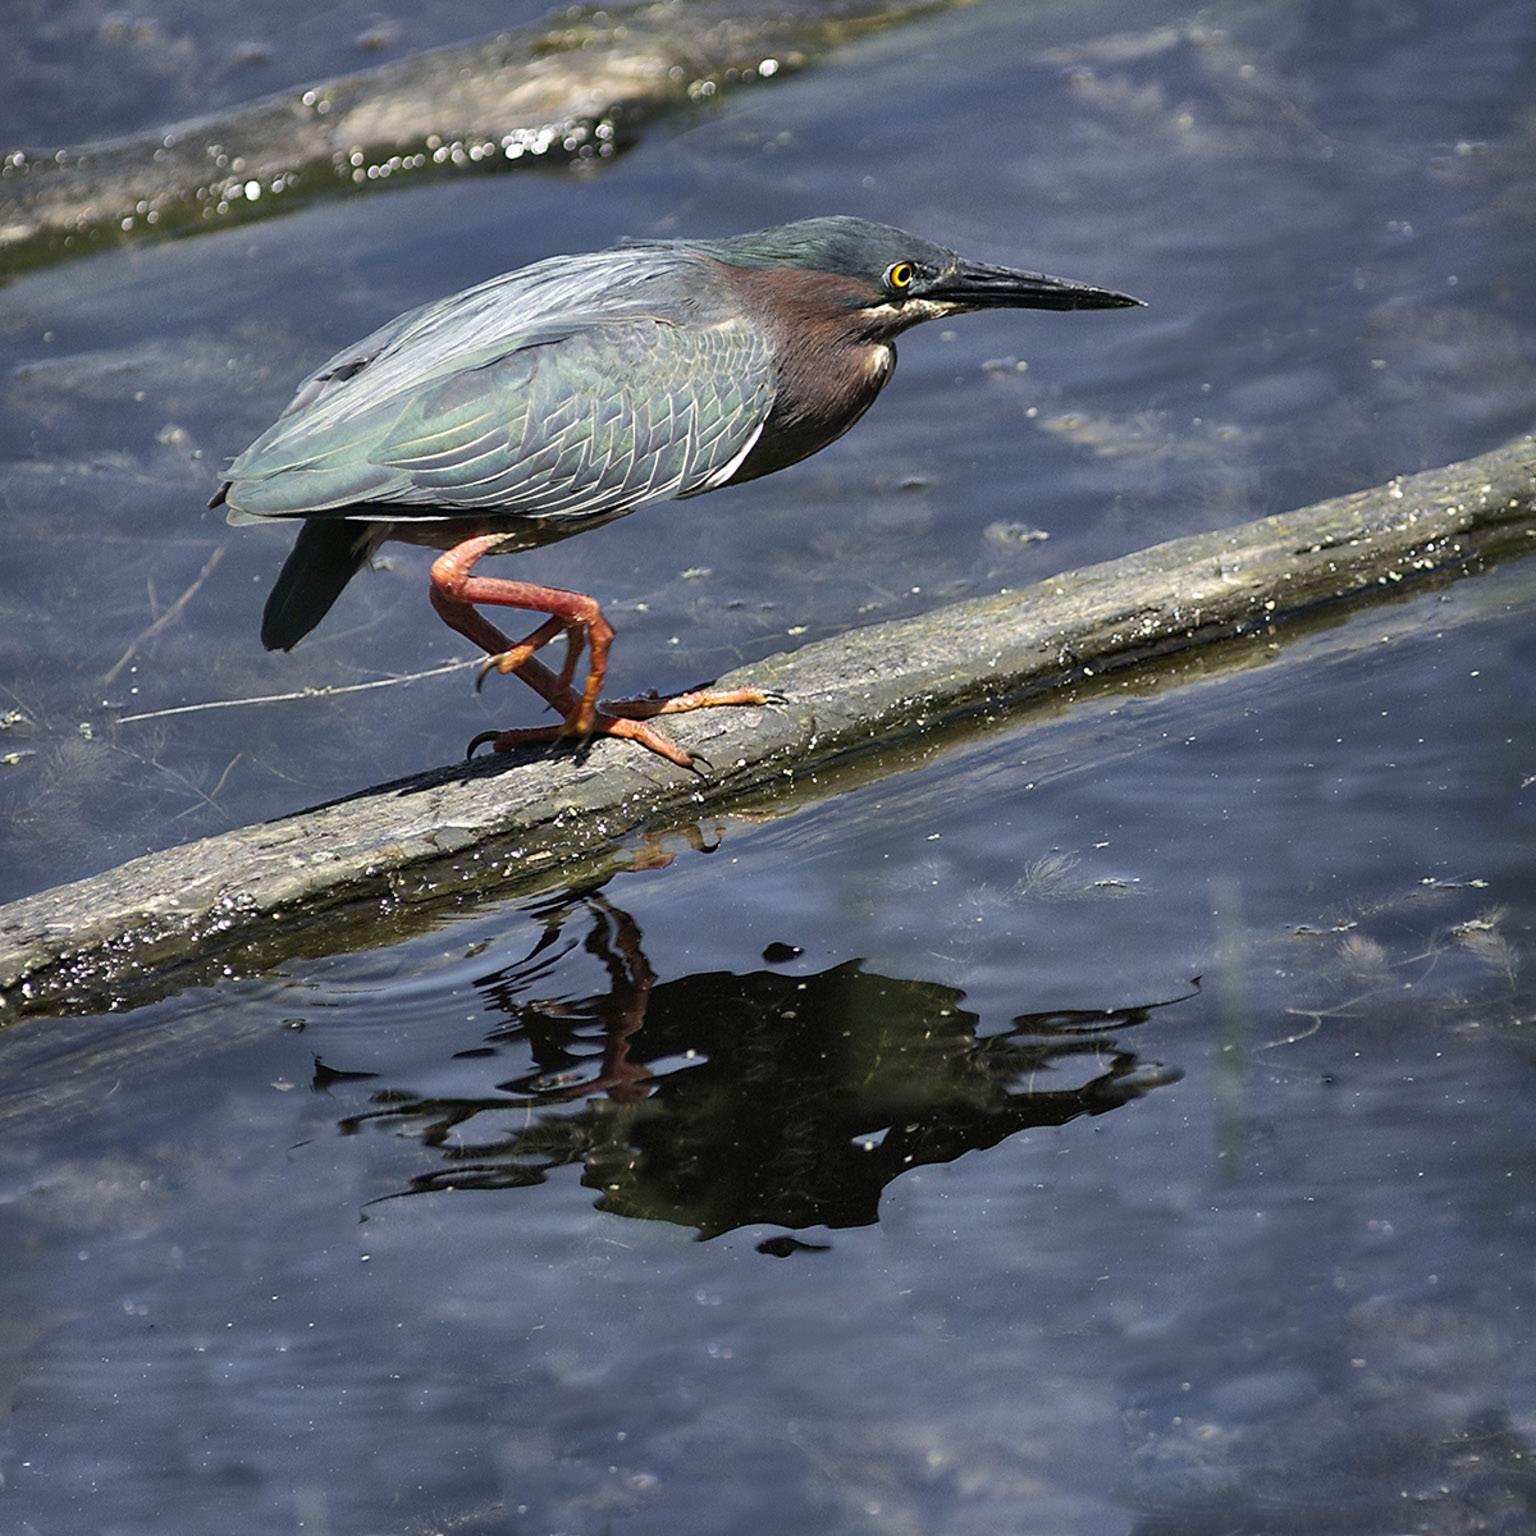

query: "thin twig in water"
(107, 742), (229, 819)
(1259, 992), (1371, 1051)
(102, 544), (228, 686)
(115, 657), (479, 724)
(171, 752), (244, 822)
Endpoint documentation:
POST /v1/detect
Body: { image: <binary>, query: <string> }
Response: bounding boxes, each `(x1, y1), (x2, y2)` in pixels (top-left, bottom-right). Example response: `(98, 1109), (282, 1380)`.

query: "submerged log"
(0, 0), (954, 275)
(1, 433), (1533, 1019)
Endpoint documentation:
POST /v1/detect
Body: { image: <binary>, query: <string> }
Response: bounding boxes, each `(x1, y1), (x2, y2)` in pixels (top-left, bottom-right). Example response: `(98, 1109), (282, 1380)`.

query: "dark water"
(3, 1), (1536, 1531)
(1, 0), (557, 148)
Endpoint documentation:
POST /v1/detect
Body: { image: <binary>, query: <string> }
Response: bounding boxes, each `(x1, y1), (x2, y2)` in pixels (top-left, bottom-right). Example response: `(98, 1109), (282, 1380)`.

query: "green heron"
(214, 216), (1141, 767)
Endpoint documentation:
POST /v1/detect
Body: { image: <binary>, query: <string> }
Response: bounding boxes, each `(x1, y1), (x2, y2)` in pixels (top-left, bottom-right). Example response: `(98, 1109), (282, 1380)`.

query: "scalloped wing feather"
(224, 315), (775, 525)
(222, 247), (776, 527)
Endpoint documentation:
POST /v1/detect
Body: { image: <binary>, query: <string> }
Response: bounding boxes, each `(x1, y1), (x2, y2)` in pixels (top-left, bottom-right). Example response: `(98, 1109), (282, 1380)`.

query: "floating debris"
(984, 521), (1051, 549)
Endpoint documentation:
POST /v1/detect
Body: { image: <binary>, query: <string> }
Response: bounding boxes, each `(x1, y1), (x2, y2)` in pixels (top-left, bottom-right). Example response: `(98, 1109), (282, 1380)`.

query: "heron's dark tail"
(261, 520), (375, 651)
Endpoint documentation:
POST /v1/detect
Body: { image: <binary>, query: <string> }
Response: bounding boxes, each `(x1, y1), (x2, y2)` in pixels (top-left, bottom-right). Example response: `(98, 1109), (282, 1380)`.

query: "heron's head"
(700, 216), (1143, 337)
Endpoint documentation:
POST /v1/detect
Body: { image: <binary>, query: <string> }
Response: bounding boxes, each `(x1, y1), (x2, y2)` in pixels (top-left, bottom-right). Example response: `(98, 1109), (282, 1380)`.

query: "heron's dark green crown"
(694, 216), (954, 282)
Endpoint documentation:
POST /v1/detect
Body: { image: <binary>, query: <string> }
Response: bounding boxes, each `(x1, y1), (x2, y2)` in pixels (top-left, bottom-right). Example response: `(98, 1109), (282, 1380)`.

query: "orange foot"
(468, 685), (775, 771)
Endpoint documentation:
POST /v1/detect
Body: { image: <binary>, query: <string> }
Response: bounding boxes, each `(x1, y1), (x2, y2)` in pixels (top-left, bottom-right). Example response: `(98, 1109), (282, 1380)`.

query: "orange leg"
(428, 536), (772, 769)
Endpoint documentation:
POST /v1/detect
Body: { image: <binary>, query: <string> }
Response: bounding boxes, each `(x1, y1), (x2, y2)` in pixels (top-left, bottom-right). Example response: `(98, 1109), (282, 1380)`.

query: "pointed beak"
(926, 260), (1144, 312)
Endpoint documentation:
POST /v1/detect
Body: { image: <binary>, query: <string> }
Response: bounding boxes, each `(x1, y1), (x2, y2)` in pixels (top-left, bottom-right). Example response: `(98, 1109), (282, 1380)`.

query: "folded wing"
(221, 253), (776, 531)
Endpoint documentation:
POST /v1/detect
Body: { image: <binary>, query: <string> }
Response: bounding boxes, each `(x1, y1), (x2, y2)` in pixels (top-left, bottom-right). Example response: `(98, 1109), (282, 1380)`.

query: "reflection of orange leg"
(581, 897), (655, 1106)
(533, 897), (655, 1105)
(429, 535), (772, 769)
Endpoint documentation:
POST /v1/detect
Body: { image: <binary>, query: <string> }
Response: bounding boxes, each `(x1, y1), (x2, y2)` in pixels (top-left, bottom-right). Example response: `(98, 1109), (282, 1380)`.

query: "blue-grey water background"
(3, 0), (1536, 1532)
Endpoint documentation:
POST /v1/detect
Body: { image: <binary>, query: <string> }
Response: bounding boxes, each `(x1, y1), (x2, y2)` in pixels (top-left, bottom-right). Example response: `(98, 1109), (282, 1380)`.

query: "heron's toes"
(473, 646), (535, 693)
(560, 696), (600, 741)
(601, 684), (775, 720)
(465, 711), (697, 772)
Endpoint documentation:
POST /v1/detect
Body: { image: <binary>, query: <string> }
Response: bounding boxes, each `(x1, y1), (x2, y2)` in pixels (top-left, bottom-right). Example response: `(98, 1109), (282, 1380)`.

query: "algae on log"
(0, 433), (1533, 1019)
(0, 0), (954, 276)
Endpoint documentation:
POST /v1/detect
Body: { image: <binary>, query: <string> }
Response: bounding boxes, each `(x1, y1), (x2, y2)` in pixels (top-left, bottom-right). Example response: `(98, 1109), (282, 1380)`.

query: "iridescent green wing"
(222, 314), (776, 523)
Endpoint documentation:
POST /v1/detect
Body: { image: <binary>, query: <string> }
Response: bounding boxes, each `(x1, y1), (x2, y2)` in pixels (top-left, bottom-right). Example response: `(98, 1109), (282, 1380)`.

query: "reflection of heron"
(338, 894), (1187, 1238)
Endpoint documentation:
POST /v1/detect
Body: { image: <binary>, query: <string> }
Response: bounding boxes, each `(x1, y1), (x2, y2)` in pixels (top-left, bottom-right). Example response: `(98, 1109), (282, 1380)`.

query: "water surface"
(2, 0), (1535, 1531)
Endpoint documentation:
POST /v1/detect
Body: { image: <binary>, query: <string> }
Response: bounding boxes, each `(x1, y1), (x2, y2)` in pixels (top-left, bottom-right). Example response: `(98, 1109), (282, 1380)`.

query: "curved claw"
(563, 694), (601, 743)
(473, 654), (502, 694)
(466, 728), (503, 759)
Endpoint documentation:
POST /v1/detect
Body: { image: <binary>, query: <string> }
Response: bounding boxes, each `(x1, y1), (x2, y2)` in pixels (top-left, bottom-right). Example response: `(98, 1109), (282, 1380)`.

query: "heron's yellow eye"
(885, 262), (915, 292)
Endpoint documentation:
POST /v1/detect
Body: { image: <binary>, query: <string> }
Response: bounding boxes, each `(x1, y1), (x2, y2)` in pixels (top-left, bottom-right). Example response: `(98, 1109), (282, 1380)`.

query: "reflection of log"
(1, 433), (1533, 1018)
(0, 0), (953, 275)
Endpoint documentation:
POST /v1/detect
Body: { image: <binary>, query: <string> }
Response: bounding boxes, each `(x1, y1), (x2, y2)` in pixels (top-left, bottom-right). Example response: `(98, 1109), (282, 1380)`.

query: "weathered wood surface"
(1, 433), (1533, 1019)
(0, 0), (952, 275)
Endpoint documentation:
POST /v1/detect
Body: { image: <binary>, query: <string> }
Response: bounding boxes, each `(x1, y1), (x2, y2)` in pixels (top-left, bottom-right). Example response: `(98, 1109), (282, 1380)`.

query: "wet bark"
(1, 433), (1533, 1018)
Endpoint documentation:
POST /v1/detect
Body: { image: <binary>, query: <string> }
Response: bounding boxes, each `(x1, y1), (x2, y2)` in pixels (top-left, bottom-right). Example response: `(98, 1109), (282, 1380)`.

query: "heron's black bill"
(930, 261), (1143, 312)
